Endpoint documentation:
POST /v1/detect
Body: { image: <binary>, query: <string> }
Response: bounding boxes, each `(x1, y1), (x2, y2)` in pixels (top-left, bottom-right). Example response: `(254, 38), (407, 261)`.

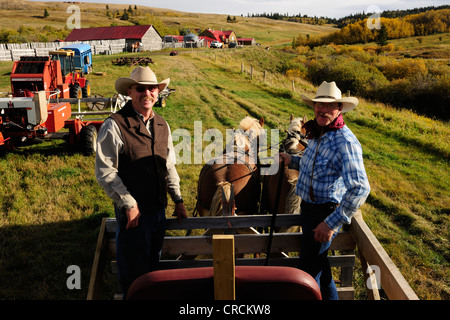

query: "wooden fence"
(0, 39), (126, 61)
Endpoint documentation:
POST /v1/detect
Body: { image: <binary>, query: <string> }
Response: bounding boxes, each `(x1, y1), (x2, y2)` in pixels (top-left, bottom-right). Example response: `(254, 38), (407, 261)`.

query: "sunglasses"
(133, 85), (159, 93)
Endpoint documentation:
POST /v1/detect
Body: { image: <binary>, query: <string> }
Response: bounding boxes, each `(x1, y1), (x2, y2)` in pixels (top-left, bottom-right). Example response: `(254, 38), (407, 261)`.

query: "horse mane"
(282, 115), (307, 155)
(287, 117), (303, 134)
(238, 116), (263, 133)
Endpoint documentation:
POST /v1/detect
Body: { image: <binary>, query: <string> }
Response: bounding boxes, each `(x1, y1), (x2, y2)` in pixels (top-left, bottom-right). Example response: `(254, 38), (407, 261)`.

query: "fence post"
(213, 235), (235, 300)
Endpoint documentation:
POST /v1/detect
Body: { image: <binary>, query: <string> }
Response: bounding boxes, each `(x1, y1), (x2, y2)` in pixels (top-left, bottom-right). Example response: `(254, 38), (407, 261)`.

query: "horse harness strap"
(197, 155), (259, 211)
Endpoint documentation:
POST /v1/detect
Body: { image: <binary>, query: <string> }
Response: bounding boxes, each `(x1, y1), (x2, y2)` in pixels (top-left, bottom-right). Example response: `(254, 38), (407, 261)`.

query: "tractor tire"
(82, 80), (91, 98)
(79, 125), (97, 156)
(70, 84), (82, 99)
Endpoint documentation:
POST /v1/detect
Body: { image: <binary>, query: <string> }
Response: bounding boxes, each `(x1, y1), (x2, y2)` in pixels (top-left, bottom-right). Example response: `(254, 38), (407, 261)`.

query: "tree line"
(247, 5), (450, 27)
(293, 9), (450, 47)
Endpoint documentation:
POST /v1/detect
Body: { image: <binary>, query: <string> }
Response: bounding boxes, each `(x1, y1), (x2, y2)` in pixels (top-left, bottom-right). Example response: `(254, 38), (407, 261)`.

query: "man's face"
(127, 84), (160, 114)
(314, 102), (342, 127)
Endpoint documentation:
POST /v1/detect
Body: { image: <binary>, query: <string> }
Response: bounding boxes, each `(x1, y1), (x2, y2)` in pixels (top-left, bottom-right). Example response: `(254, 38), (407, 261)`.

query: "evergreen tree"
(376, 24), (389, 46)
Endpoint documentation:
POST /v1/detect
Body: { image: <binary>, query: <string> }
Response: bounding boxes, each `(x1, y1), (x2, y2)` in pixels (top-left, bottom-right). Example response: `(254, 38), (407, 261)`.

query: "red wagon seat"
(127, 266), (321, 300)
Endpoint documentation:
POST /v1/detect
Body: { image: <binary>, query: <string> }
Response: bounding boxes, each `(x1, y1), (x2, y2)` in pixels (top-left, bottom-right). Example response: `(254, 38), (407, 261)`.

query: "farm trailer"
(87, 211), (419, 300)
(0, 91), (119, 155)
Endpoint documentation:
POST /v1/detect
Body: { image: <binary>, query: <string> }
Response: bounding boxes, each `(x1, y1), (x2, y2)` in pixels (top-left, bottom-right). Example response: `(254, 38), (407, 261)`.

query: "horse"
(196, 116), (265, 229)
(129, 41), (141, 52)
(260, 114), (308, 233)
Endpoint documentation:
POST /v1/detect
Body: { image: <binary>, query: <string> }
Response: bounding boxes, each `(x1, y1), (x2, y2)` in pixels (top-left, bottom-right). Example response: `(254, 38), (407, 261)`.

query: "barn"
(238, 38), (256, 46)
(65, 25), (163, 52)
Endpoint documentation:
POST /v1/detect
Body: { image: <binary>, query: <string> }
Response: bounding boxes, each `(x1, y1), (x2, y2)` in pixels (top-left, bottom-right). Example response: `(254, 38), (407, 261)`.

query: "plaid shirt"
(289, 125), (370, 231)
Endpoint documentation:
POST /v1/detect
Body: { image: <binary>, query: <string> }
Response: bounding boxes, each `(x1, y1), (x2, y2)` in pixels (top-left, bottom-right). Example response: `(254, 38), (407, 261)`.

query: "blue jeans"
(115, 205), (166, 298)
(299, 202), (339, 300)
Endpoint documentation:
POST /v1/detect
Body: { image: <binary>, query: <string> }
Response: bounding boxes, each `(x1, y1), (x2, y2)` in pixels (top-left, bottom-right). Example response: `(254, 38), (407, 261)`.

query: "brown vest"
(110, 101), (169, 210)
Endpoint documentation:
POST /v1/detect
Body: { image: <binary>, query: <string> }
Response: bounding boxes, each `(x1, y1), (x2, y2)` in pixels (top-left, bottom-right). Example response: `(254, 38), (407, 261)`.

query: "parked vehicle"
(58, 43), (93, 74)
(210, 41), (223, 48)
(228, 42), (237, 48)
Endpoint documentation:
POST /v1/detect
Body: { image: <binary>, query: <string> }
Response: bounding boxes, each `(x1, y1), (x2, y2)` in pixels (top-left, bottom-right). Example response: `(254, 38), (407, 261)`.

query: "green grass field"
(0, 45), (448, 299)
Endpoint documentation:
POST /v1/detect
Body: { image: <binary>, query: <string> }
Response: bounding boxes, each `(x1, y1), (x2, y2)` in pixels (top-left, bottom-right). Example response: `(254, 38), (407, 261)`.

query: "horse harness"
(197, 146), (260, 213)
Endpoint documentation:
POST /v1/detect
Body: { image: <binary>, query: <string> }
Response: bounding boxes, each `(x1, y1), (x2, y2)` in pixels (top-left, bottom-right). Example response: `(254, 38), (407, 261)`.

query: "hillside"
(0, 0), (336, 45)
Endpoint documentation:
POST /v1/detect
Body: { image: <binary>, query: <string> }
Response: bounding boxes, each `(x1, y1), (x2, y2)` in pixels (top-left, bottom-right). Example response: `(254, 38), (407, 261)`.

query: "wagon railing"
(87, 211), (418, 300)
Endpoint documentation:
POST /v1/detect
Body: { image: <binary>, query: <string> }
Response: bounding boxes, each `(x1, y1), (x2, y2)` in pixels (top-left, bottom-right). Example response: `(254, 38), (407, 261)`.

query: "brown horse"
(197, 116), (264, 224)
(260, 114), (308, 233)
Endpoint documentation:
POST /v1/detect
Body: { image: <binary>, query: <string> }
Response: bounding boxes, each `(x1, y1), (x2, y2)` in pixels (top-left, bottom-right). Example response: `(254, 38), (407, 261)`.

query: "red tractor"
(10, 50), (90, 99)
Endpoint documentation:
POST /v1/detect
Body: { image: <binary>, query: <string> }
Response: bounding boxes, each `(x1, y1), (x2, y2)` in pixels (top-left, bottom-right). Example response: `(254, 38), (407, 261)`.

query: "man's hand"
(126, 204), (140, 229)
(173, 202), (188, 222)
(313, 221), (335, 243)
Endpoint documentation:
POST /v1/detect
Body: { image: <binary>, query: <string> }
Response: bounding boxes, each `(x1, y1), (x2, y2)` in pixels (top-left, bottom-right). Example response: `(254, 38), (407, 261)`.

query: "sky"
(36, 0), (448, 19)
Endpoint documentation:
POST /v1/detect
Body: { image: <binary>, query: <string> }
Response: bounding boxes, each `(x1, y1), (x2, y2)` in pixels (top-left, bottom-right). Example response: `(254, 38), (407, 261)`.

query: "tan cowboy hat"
(115, 66), (170, 95)
(300, 81), (358, 112)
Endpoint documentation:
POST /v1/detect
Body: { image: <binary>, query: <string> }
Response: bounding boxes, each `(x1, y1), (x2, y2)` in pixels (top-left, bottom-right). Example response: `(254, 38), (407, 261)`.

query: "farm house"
(199, 28), (238, 44)
(65, 25), (163, 52)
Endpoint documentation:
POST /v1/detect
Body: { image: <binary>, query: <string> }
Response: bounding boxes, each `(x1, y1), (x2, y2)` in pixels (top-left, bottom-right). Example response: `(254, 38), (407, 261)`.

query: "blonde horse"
(261, 114), (308, 233)
(197, 116), (264, 226)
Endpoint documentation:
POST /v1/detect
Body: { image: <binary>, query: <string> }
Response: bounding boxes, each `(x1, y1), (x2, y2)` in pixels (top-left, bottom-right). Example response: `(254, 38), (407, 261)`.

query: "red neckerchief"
(304, 113), (345, 139)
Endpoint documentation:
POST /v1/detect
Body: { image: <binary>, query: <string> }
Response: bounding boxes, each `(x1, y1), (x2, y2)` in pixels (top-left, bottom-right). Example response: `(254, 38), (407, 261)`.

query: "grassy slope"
(0, 47), (448, 299)
(0, 0), (336, 46)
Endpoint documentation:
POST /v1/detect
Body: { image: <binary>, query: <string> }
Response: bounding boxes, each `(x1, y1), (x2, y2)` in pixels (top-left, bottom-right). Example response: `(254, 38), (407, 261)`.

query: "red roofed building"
(198, 28), (237, 44)
(238, 38), (256, 46)
(65, 25), (163, 51)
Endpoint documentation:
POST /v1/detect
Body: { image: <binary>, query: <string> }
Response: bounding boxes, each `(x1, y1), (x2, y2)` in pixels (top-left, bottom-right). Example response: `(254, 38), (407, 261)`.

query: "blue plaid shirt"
(289, 125), (370, 231)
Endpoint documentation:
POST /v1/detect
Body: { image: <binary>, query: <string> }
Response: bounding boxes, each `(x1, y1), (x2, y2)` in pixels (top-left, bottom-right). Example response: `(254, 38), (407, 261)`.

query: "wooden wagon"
(87, 210), (418, 300)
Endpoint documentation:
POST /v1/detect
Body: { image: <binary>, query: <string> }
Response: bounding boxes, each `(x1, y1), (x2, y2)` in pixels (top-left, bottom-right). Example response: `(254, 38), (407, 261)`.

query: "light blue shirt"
(289, 125), (370, 230)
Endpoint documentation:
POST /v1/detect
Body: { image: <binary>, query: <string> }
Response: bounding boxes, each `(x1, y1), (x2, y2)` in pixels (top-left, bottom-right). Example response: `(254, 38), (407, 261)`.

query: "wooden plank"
(359, 253), (380, 300)
(350, 211), (419, 300)
(161, 232), (355, 256)
(166, 214), (302, 230)
(105, 215), (302, 233)
(213, 235), (235, 300)
(86, 218), (108, 300)
(159, 255), (355, 269)
(337, 287), (355, 300)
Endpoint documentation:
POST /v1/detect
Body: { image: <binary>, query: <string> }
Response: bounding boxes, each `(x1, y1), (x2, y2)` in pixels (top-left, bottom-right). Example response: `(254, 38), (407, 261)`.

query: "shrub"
(377, 58), (428, 80)
(306, 55), (389, 97)
(375, 74), (450, 120)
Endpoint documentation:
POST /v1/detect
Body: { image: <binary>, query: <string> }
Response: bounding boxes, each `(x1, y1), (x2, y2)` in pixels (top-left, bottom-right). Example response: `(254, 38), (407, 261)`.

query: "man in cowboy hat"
(280, 81), (370, 300)
(95, 66), (187, 298)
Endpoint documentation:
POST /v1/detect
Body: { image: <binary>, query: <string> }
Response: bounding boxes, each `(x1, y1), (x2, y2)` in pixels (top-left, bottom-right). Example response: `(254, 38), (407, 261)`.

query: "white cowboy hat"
(115, 66), (170, 95)
(300, 81), (358, 112)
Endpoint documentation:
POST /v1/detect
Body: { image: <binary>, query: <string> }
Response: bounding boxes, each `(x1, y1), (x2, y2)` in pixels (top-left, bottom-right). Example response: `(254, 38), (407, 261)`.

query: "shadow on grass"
(0, 212), (112, 299)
